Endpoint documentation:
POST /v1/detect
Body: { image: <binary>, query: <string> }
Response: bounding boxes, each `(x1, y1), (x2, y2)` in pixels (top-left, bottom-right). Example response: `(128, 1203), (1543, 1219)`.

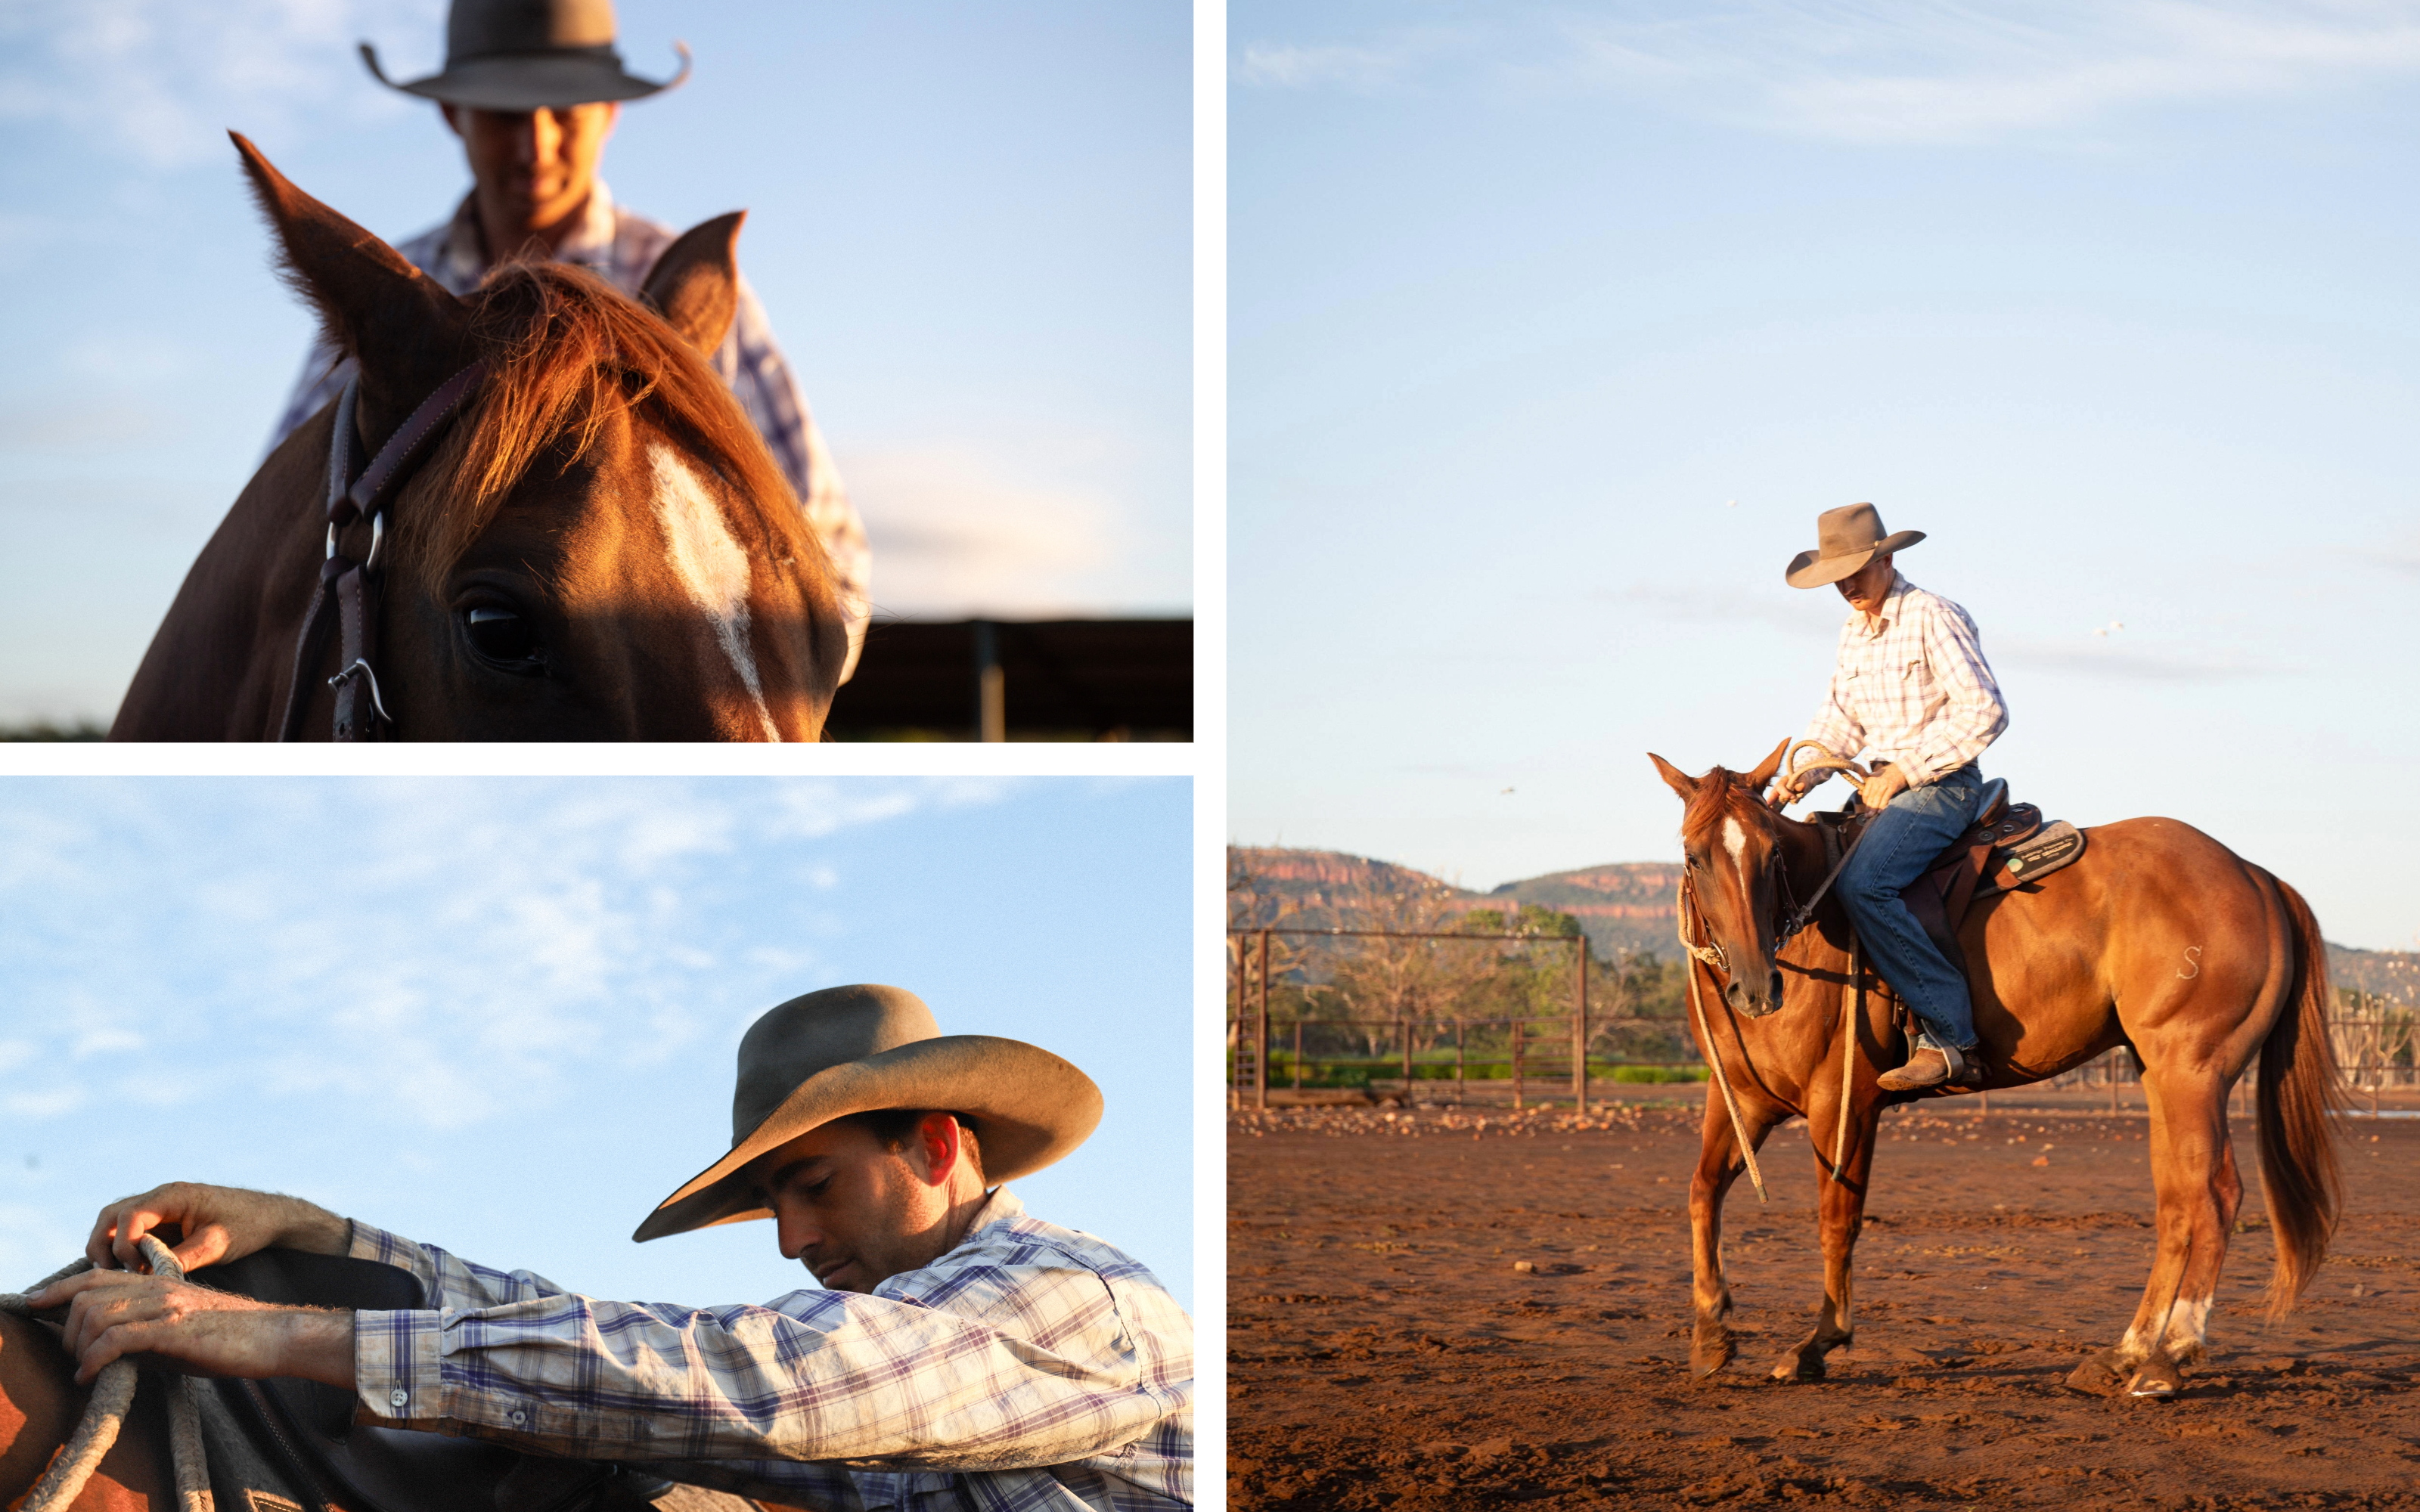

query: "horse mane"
(396, 260), (818, 593)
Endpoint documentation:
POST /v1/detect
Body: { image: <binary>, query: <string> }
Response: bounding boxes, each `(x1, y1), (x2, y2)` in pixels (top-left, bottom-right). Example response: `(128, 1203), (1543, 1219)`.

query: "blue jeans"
(1838, 764), (1984, 1052)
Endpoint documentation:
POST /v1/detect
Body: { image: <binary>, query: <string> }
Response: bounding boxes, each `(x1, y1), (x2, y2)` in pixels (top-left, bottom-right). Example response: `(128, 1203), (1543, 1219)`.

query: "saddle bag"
(190, 1249), (666, 1512)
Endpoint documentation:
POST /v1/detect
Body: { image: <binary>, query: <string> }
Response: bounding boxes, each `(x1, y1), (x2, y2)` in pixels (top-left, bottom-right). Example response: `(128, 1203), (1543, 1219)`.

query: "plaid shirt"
(346, 1188), (1191, 1511)
(1799, 572), (2008, 788)
(267, 181), (870, 678)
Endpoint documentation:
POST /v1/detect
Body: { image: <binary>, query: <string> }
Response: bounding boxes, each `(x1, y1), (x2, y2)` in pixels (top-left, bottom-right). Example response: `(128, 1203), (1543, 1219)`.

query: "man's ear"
(1648, 753), (1699, 801)
(640, 211), (746, 355)
(914, 1113), (963, 1187)
(231, 132), (472, 438)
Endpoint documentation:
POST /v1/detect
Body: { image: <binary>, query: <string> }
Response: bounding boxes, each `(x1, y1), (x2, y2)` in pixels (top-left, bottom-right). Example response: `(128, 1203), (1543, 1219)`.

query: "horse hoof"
(1691, 1334), (1736, 1378)
(2128, 1356), (2183, 1399)
(1770, 1354), (1826, 1383)
(2062, 1353), (2122, 1395)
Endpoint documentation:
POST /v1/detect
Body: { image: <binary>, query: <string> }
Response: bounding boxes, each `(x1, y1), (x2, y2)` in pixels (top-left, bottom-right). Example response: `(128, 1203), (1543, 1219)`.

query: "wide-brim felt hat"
(361, 0), (690, 112)
(1784, 501), (1926, 589)
(634, 984), (1103, 1243)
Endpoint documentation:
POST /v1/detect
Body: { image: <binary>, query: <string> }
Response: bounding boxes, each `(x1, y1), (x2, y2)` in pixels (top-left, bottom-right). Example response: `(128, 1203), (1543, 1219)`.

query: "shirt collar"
(1849, 570), (1913, 637)
(436, 180), (620, 285)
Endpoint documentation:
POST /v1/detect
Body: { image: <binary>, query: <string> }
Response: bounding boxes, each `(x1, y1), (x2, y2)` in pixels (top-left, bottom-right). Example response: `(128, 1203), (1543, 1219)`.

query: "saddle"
(190, 1249), (666, 1512)
(1810, 774), (2087, 981)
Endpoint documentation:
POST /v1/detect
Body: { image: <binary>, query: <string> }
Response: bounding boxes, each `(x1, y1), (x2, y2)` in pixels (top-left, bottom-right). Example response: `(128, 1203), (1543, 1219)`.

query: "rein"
(277, 362), (490, 741)
(2, 1237), (212, 1512)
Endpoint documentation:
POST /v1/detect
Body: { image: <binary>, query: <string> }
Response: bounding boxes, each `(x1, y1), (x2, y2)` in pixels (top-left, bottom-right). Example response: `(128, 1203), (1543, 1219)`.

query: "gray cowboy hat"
(361, 0), (690, 113)
(633, 984), (1103, 1243)
(1784, 502), (1927, 589)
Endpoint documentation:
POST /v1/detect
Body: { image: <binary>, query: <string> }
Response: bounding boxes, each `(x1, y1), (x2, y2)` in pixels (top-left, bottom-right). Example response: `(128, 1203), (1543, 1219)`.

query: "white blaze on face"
(649, 444), (780, 741)
(1723, 816), (1749, 874)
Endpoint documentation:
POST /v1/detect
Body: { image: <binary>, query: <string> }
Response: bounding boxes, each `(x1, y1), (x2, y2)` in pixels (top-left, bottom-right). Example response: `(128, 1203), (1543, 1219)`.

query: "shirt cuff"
(353, 1308), (449, 1431)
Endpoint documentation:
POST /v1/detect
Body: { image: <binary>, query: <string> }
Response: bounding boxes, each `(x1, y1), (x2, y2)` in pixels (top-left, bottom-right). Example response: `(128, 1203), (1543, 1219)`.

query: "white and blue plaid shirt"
(1800, 572), (2008, 789)
(267, 181), (870, 679)
(346, 1188), (1192, 1511)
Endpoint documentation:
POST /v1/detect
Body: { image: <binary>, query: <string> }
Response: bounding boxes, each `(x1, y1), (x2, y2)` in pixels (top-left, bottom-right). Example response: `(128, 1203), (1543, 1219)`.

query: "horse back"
(110, 407), (333, 740)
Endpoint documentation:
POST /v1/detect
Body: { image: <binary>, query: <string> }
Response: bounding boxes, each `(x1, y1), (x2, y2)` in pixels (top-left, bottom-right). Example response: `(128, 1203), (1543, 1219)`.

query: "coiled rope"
(1, 1235), (214, 1512)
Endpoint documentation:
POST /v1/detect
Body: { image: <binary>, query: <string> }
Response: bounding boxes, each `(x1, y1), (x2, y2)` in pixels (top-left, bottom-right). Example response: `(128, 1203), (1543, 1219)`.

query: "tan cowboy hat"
(361, 0), (691, 113)
(633, 984), (1103, 1242)
(1784, 502), (1926, 589)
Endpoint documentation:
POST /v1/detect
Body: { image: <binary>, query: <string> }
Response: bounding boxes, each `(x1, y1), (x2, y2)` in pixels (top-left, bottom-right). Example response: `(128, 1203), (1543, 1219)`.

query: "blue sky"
(0, 776), (1193, 1313)
(1231, 0), (2420, 950)
(0, 0), (1190, 726)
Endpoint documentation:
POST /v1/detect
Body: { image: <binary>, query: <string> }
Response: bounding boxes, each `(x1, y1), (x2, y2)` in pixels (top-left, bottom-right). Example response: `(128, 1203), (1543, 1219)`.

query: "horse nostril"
(1770, 971), (1785, 1002)
(1724, 981), (1748, 1011)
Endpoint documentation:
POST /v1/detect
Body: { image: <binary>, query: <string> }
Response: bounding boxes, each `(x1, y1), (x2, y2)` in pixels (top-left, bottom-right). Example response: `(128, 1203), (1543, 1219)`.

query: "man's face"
(754, 1117), (963, 1294)
(1836, 553), (1895, 616)
(441, 101), (619, 246)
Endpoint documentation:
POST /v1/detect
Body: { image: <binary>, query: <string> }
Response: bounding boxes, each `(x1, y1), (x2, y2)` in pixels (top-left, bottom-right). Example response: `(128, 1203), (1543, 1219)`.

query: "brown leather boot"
(1876, 1044), (1953, 1092)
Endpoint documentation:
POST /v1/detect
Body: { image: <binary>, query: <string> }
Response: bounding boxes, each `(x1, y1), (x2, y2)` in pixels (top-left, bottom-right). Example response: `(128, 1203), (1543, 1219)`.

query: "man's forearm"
(271, 1196), (352, 1256)
(277, 1306), (358, 1388)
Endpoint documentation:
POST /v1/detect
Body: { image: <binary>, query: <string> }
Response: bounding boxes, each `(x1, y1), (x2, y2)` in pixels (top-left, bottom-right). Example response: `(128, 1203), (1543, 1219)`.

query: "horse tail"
(2255, 873), (2344, 1320)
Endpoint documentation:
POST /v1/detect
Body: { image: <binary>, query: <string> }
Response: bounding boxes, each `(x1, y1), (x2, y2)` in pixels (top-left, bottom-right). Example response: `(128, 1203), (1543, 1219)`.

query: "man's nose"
(777, 1214), (821, 1259)
(516, 109), (564, 165)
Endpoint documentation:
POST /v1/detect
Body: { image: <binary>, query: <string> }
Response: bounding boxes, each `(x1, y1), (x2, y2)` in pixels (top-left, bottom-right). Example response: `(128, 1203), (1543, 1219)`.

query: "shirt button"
(388, 1388), (409, 1408)
(510, 1410), (528, 1426)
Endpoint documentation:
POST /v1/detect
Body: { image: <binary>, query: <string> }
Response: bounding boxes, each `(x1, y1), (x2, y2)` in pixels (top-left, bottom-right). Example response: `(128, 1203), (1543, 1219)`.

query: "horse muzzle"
(1723, 969), (1788, 1018)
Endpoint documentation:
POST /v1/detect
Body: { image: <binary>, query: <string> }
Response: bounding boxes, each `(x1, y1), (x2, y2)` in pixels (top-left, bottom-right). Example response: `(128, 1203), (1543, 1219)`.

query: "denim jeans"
(1837, 764), (1984, 1052)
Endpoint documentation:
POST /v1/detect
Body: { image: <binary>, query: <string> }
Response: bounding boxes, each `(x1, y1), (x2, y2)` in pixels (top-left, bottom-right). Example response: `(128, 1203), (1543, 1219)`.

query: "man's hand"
(1858, 765), (1910, 810)
(26, 1269), (355, 1389)
(87, 1182), (349, 1274)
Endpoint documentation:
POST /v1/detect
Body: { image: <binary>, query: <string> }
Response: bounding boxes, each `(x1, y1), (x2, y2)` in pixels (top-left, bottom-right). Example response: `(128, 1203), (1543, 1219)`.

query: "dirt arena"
(1228, 1095), (2420, 1509)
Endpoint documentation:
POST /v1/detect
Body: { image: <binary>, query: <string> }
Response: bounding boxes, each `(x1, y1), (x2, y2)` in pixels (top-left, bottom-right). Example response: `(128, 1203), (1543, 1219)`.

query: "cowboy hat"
(1784, 502), (1926, 589)
(361, 0), (690, 113)
(633, 984), (1103, 1242)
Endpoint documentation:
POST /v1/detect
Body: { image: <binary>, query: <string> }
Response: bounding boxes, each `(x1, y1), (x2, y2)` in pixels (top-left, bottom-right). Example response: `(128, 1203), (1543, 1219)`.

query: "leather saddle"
(189, 1249), (662, 1512)
(1812, 773), (2088, 980)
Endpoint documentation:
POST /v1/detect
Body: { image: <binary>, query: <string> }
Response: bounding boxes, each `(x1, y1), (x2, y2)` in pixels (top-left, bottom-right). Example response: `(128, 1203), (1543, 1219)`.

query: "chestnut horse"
(110, 135), (850, 740)
(1647, 739), (2341, 1398)
(0, 1309), (170, 1509)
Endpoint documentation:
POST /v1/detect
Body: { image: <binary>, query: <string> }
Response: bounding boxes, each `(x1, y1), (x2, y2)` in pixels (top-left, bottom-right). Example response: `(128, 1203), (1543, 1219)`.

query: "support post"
(1255, 929), (1270, 1111)
(1292, 1016), (1304, 1092)
(1571, 935), (1589, 1113)
(973, 621), (1005, 742)
(1455, 1018), (1465, 1106)
(1512, 1018), (1525, 1111)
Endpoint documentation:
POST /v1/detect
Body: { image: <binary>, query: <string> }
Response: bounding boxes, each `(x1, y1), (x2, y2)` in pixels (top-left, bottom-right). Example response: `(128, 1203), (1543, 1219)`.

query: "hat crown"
(448, 0), (619, 64)
(730, 985), (939, 1146)
(1815, 502), (1890, 559)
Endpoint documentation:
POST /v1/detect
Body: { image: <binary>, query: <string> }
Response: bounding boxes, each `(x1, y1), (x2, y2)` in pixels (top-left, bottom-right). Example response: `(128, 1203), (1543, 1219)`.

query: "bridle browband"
(277, 362), (490, 741)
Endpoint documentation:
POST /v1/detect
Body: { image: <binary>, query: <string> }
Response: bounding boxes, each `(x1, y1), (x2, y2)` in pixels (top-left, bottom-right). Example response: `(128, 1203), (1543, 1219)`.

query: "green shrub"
(1609, 1065), (1708, 1084)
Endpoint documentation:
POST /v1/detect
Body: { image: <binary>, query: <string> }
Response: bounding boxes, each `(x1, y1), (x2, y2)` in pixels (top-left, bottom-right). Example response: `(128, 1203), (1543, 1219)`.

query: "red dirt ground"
(1228, 1098), (2420, 1510)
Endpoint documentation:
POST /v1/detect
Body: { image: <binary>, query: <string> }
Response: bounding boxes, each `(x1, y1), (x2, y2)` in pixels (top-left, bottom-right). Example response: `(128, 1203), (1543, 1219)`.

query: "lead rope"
(1832, 939), (1860, 1184)
(1, 1235), (214, 1512)
(1678, 879), (1768, 1204)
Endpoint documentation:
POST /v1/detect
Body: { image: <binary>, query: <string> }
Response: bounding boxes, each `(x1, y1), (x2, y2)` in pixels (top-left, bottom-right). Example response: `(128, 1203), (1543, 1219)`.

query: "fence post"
(1255, 929), (1270, 1111)
(1293, 1016), (1304, 1092)
(1455, 1018), (1466, 1106)
(1572, 935), (1588, 1114)
(1512, 1018), (1525, 1111)
(1401, 1014), (1412, 1100)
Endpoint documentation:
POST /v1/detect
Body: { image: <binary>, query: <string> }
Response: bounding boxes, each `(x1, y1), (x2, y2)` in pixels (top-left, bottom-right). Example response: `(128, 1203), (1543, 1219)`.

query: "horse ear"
(230, 133), (469, 423)
(640, 211), (746, 355)
(1742, 737), (1791, 792)
(1647, 753), (1699, 801)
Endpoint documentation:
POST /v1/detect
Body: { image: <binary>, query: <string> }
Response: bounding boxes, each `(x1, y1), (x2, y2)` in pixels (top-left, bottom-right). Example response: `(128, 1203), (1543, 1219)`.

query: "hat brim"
(1785, 528), (1925, 589)
(361, 42), (690, 111)
(632, 1033), (1103, 1243)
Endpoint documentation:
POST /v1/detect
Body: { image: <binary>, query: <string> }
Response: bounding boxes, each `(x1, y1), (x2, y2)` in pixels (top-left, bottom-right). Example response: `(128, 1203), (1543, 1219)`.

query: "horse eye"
(463, 606), (542, 670)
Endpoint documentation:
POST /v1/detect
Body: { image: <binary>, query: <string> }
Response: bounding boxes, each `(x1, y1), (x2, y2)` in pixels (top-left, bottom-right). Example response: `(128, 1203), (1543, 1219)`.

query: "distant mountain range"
(1231, 845), (2416, 1000)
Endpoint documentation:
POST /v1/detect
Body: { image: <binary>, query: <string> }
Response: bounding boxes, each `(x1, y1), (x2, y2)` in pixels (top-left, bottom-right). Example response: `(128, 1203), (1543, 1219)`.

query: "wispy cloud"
(1243, 2), (2420, 144)
(1996, 635), (2289, 680)
(850, 447), (1125, 618)
(0, 779), (1017, 1134)
(1604, 582), (1837, 638)
(0, 0), (436, 168)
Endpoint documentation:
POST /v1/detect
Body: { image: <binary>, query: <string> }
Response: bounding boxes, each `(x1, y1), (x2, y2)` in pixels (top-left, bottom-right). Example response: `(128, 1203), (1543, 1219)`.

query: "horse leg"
(1689, 1091), (1774, 1378)
(1773, 1101), (1877, 1382)
(2086, 1068), (2237, 1399)
(0, 1310), (175, 1509)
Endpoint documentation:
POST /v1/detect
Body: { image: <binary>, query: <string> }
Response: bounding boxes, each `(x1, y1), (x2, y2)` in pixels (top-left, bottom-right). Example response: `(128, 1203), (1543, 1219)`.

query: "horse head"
(113, 135), (851, 740)
(1648, 738), (1798, 1018)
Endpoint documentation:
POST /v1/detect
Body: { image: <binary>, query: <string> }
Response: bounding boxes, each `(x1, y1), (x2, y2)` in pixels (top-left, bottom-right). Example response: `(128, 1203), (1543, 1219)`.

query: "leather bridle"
(276, 362), (490, 741)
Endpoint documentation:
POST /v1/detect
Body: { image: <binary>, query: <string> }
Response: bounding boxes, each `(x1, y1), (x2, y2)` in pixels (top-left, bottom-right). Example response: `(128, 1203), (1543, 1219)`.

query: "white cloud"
(849, 448), (1123, 618)
(0, 0), (439, 168)
(1243, 2), (2420, 144)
